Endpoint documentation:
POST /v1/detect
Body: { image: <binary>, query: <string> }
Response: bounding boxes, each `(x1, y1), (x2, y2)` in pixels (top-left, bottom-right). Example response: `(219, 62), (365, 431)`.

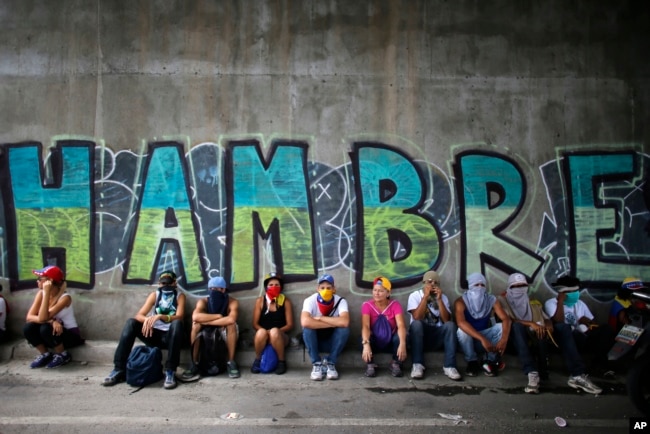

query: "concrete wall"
(1, 0), (649, 342)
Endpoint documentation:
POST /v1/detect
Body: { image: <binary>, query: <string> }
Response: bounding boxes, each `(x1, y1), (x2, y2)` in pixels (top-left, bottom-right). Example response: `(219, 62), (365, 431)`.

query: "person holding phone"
(407, 270), (461, 380)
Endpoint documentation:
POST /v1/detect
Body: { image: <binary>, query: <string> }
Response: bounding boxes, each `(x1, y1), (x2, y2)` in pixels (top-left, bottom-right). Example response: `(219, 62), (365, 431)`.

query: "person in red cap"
(24, 265), (85, 369)
(251, 272), (294, 375)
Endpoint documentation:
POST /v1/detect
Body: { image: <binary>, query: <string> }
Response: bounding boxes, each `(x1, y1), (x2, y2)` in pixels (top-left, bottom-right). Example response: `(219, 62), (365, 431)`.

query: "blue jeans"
(302, 326), (350, 365)
(510, 322), (548, 375)
(457, 323), (502, 363)
(363, 333), (402, 362)
(408, 320), (458, 368)
(551, 322), (589, 377)
(113, 318), (184, 371)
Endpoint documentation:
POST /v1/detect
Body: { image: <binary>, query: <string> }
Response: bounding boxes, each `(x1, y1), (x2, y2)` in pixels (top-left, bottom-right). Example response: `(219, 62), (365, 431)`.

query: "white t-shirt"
(302, 293), (348, 317)
(407, 289), (451, 327)
(544, 298), (593, 329)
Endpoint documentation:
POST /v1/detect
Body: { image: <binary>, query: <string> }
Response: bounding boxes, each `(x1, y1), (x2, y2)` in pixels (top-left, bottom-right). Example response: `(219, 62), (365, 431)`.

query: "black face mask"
(208, 290), (228, 315)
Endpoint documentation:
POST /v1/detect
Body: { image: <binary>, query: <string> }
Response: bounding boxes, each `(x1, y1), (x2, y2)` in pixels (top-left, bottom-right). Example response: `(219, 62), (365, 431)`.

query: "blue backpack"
(260, 343), (278, 373)
(126, 346), (164, 391)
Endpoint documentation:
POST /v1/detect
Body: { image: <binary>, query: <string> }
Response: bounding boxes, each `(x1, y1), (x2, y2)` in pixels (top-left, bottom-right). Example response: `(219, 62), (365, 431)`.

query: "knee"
(409, 320), (424, 335)
(169, 319), (183, 334)
(442, 321), (457, 334)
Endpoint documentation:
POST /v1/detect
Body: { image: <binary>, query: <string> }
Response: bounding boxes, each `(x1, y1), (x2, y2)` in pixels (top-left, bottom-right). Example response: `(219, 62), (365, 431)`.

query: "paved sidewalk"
(0, 339), (639, 433)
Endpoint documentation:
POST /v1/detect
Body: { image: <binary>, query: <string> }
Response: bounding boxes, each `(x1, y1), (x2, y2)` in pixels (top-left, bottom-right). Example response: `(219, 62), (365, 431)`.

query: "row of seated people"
(21, 265), (645, 394)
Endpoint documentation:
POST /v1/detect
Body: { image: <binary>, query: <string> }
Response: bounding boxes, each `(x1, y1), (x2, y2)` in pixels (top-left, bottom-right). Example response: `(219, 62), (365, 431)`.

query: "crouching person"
(102, 271), (185, 390)
(301, 274), (350, 380)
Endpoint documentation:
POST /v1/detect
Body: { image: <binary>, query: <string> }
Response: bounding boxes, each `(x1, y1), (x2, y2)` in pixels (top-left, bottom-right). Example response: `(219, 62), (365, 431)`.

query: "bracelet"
(361, 340), (370, 345)
(167, 315), (171, 323)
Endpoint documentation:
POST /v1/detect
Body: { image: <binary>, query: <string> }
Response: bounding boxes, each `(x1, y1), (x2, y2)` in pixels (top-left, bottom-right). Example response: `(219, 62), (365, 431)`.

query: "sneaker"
(180, 364), (200, 382)
(163, 369), (177, 390)
(482, 361), (499, 377)
(311, 362), (324, 381)
(443, 366), (462, 381)
(227, 361), (240, 379)
(568, 374), (602, 395)
(326, 363), (339, 380)
(525, 371), (540, 394)
(389, 360), (403, 377)
(46, 352), (71, 369)
(365, 363), (376, 377)
(411, 363), (425, 379)
(275, 360), (287, 375)
(101, 369), (125, 387)
(30, 352), (53, 369)
(251, 358), (261, 374)
(466, 360), (481, 377)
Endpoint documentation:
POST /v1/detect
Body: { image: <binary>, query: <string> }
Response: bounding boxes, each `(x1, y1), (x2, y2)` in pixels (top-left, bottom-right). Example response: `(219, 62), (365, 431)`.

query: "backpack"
(126, 346), (164, 391)
(260, 343), (278, 373)
(194, 326), (227, 376)
(368, 301), (395, 349)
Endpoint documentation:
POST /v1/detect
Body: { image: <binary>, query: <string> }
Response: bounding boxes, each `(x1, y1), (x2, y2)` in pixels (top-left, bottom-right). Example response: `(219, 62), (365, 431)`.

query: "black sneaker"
(180, 364), (200, 382)
(227, 361), (241, 379)
(275, 360), (287, 375)
(466, 360), (481, 377)
(101, 369), (126, 386)
(251, 358), (261, 374)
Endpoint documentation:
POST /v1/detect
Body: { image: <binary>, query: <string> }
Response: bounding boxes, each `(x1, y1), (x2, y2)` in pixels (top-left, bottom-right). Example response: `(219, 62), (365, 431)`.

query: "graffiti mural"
(0, 139), (648, 300)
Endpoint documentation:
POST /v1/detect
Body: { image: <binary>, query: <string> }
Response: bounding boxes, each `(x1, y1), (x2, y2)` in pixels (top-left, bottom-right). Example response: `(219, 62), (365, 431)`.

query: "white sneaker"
(311, 363), (324, 381)
(443, 366), (462, 381)
(411, 363), (425, 379)
(525, 371), (540, 394)
(568, 374), (602, 395)
(326, 363), (339, 380)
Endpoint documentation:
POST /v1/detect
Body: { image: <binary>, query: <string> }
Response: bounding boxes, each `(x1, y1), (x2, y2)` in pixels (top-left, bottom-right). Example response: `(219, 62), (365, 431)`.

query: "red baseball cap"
(32, 265), (65, 283)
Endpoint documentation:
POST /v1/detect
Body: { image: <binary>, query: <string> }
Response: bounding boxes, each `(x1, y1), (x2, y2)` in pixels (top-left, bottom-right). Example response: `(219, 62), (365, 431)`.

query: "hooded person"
(251, 272), (294, 375)
(497, 273), (552, 394)
(181, 275), (241, 381)
(102, 270), (186, 390)
(454, 272), (511, 377)
(407, 270), (461, 381)
(300, 274), (350, 381)
(543, 275), (610, 394)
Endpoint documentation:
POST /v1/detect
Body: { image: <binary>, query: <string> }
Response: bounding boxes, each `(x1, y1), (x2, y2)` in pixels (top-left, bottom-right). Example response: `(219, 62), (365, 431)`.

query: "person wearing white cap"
(180, 276), (241, 381)
(300, 274), (350, 380)
(407, 270), (461, 380)
(497, 273), (552, 394)
(454, 272), (511, 377)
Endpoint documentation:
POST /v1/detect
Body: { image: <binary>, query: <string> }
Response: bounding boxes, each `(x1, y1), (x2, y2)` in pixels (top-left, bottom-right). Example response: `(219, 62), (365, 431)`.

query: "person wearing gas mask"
(544, 275), (606, 394)
(300, 274), (350, 381)
(497, 273), (552, 394)
(102, 270), (186, 390)
(454, 272), (511, 377)
(251, 272), (294, 375)
(180, 276), (240, 381)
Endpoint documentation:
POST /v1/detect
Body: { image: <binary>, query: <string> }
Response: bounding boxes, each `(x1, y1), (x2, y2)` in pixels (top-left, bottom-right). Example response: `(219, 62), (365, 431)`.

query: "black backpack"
(194, 326), (228, 376)
(126, 346), (164, 391)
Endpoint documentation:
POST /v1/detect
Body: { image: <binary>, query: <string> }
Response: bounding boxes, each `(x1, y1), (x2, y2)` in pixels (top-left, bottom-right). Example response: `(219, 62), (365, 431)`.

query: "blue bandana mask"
(563, 291), (580, 307)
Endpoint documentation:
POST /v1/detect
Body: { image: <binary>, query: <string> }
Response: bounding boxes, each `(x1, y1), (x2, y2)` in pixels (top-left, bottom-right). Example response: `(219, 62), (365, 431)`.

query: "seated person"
(0, 284), (8, 343)
(181, 276), (240, 380)
(544, 275), (609, 394)
(497, 272), (551, 394)
(407, 270), (461, 380)
(300, 274), (350, 381)
(455, 272), (511, 377)
(360, 277), (408, 377)
(24, 266), (85, 369)
(251, 272), (294, 375)
(102, 270), (185, 390)
(609, 277), (646, 332)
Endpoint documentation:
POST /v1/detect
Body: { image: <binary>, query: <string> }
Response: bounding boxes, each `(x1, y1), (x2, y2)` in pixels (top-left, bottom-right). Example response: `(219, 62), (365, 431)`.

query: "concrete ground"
(0, 339), (642, 433)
